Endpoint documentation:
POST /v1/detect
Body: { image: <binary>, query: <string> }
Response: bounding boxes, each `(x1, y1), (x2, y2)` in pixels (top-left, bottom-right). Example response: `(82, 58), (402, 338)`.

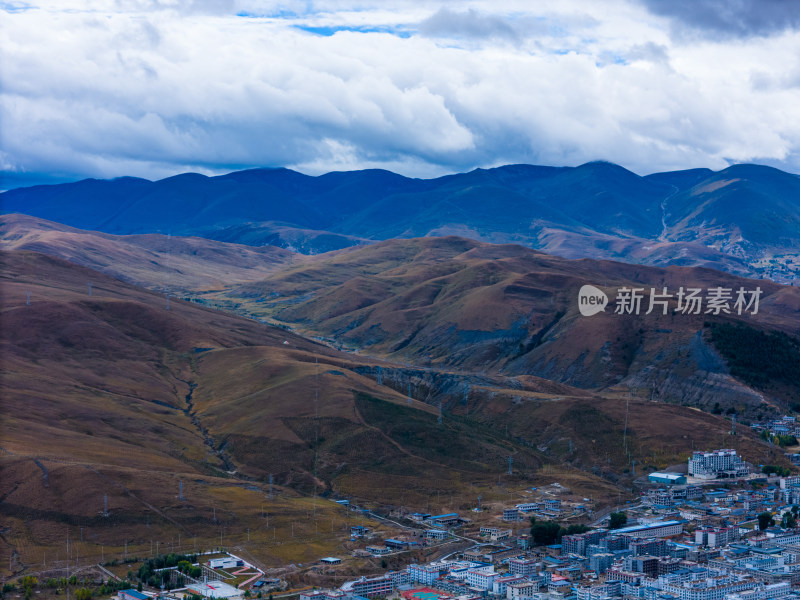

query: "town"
(10, 444), (800, 600)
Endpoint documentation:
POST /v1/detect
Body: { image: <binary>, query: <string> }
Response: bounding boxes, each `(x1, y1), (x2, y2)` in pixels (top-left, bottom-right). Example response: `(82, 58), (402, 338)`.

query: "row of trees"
(529, 511), (628, 546)
(762, 464), (793, 477)
(137, 553), (199, 589)
(760, 431), (799, 447)
(0, 575), (127, 600)
(758, 505), (800, 530)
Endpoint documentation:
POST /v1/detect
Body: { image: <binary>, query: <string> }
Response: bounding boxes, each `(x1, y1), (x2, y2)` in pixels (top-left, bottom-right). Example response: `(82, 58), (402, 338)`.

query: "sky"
(2, 0), (800, 188)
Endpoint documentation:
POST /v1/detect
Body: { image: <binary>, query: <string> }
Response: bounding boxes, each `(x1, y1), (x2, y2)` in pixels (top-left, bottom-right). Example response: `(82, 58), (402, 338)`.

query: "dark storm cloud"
(641, 0), (800, 39)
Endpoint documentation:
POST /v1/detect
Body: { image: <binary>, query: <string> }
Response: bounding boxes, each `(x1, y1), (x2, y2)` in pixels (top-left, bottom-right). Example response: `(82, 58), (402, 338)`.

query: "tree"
(531, 520), (562, 545)
(758, 511), (775, 530)
(782, 511), (797, 529)
(20, 578), (38, 592)
(609, 512), (627, 530)
(564, 524), (590, 535)
(75, 589), (92, 600)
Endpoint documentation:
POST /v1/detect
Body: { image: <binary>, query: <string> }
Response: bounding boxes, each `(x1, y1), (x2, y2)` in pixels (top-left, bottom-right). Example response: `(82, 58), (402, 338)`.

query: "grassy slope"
(0, 214), (296, 293)
(3, 236), (797, 578)
(223, 237), (800, 414)
(0, 250), (617, 578)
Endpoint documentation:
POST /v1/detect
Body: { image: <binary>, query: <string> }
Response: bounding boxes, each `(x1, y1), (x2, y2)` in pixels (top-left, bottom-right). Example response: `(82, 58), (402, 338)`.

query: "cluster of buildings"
(312, 503), (800, 600)
(306, 455), (800, 600)
(501, 499), (568, 522)
(648, 449), (761, 487)
(749, 416), (800, 466)
(117, 553), (268, 600)
(752, 418), (800, 440)
(640, 474), (800, 524)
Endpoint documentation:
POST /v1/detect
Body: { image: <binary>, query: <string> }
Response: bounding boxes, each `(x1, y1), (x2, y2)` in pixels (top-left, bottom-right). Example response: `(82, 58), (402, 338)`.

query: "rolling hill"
(220, 236), (800, 418)
(0, 249), (618, 576)
(0, 213), (295, 293)
(1, 233), (797, 576)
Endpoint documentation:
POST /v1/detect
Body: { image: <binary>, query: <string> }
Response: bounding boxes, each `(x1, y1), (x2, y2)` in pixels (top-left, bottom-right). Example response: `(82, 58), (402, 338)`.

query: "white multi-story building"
(508, 558), (538, 577)
(408, 564), (440, 585)
(466, 568), (498, 590)
(764, 532), (800, 547)
(695, 526), (738, 547)
(503, 508), (522, 522)
(662, 577), (760, 600)
(340, 574), (395, 598)
(544, 499), (562, 512)
(491, 529), (513, 542)
(494, 576), (525, 597)
(506, 581), (541, 600)
(688, 449), (749, 479)
(576, 581), (622, 600)
(613, 520), (685, 539)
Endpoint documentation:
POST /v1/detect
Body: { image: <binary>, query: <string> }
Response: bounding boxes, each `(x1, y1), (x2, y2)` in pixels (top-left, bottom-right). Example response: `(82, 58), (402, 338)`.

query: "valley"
(2, 163), (800, 584)
(2, 213), (799, 579)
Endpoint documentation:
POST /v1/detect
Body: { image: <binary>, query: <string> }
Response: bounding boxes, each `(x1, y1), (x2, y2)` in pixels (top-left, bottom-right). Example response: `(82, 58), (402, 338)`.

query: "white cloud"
(1, 0), (799, 186)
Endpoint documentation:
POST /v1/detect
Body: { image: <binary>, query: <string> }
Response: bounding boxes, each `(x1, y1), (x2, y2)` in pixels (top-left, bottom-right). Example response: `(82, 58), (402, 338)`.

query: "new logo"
(578, 285), (608, 316)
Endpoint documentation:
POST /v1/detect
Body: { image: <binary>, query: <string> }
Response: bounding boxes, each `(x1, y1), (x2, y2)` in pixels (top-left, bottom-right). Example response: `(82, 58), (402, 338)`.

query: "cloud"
(1, 0), (799, 187)
(640, 0), (800, 39)
(418, 8), (521, 42)
(625, 41), (669, 65)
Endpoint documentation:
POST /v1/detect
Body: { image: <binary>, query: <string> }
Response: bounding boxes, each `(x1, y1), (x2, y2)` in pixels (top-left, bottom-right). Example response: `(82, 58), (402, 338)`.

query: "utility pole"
(623, 394), (630, 455)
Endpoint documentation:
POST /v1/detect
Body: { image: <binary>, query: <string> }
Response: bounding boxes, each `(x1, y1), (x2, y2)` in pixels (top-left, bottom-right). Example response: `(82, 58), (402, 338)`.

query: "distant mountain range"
(3, 162), (799, 281)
